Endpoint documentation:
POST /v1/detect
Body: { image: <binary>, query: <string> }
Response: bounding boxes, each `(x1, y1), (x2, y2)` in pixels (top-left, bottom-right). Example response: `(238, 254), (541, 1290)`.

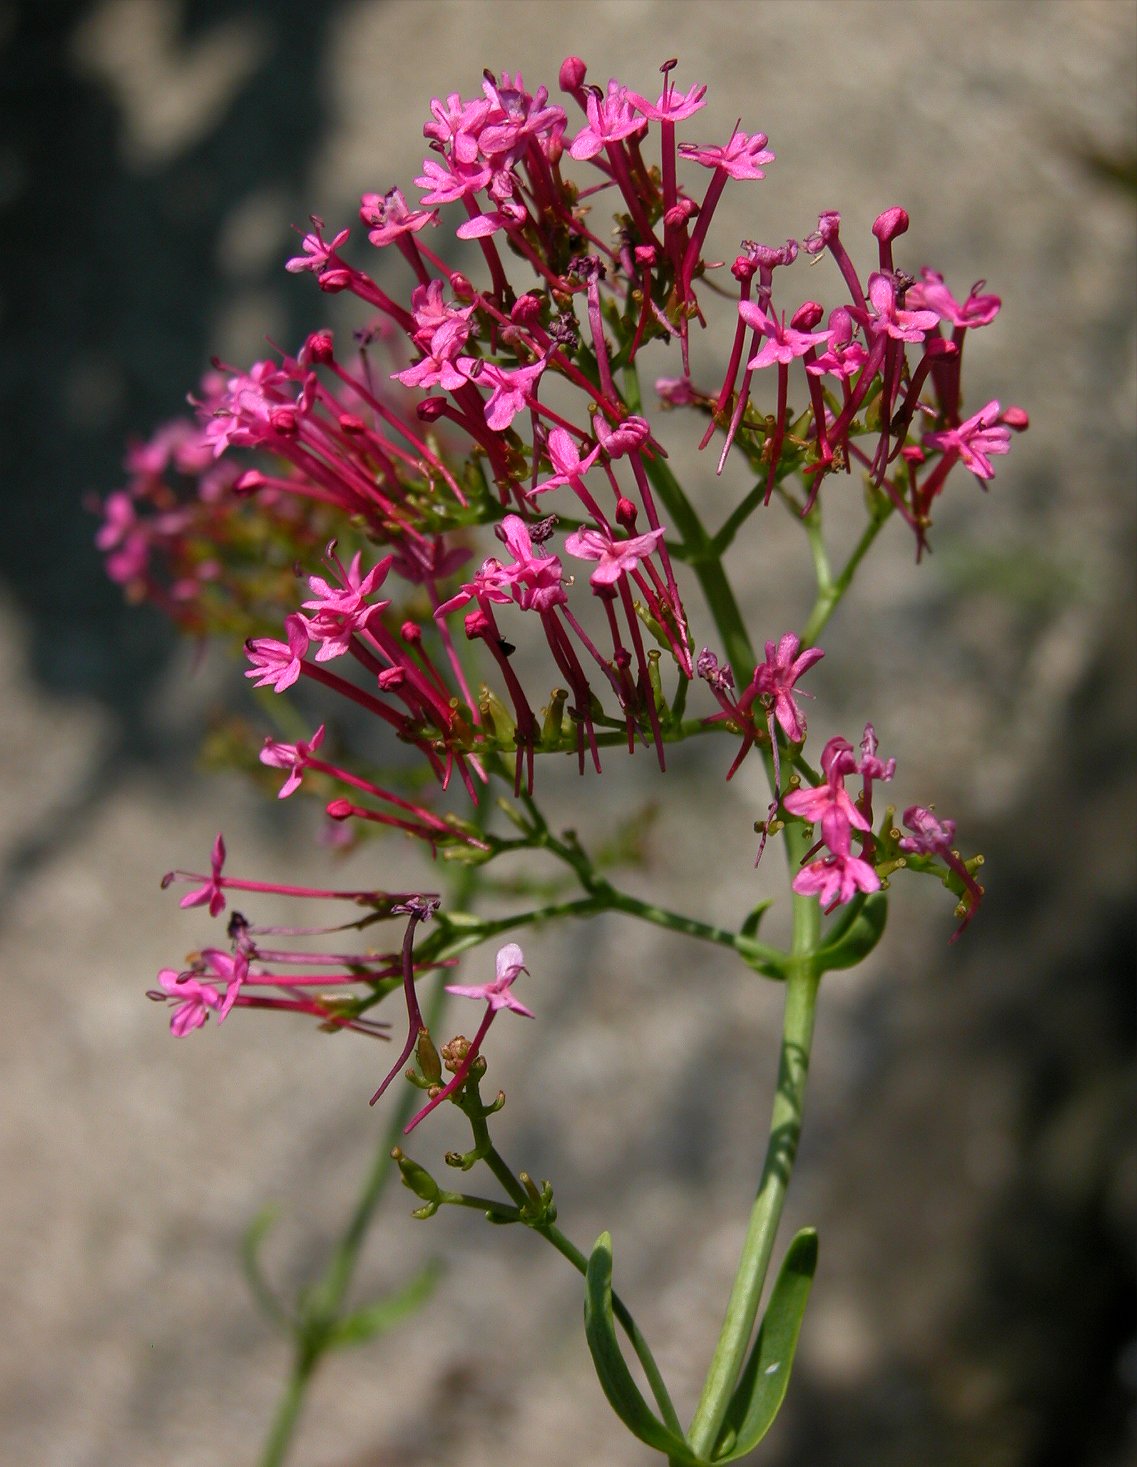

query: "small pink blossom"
(739, 301), (833, 370)
(285, 218), (351, 275)
(463, 356), (547, 432)
(863, 271), (940, 344)
(679, 128), (774, 180)
(906, 268), (1001, 328)
(260, 724), (326, 799)
(177, 832), (227, 916)
(360, 187), (437, 246)
(923, 400), (1011, 481)
(753, 634), (825, 743)
(245, 613), (310, 692)
(783, 736), (868, 851)
(793, 847), (881, 911)
(564, 524), (665, 588)
(569, 80), (647, 159)
(155, 968), (224, 1036)
(446, 941), (534, 1017)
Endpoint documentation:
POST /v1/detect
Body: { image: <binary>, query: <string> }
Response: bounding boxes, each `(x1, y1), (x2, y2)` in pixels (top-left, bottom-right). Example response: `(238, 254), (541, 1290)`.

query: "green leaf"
(740, 900), (774, 940)
(712, 1229), (818, 1462)
(815, 891), (887, 972)
(584, 1234), (703, 1465)
(325, 1259), (442, 1351)
(240, 1206), (291, 1331)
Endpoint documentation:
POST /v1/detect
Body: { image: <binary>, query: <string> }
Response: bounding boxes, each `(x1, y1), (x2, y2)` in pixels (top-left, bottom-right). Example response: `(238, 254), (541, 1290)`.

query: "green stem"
(686, 836), (821, 1458)
(800, 500), (892, 647)
(255, 842), (490, 1467)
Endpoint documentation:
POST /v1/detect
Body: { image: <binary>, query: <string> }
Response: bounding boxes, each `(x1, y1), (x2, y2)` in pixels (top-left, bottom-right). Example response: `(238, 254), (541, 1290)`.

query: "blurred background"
(1, 2), (1134, 1464)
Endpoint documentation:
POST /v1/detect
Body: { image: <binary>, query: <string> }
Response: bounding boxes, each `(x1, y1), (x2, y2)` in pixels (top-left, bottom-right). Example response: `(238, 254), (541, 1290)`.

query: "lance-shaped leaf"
(584, 1233), (702, 1465)
(712, 1228), (818, 1462)
(815, 891), (888, 972)
(324, 1259), (442, 1350)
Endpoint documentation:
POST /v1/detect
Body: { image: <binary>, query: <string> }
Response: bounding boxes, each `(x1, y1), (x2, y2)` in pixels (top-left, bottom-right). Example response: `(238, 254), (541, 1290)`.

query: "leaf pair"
(583, 1228), (818, 1464)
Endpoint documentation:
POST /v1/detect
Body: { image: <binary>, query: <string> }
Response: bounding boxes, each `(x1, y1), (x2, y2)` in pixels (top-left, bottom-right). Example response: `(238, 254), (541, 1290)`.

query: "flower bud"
(559, 55), (587, 92)
(416, 1027), (443, 1085)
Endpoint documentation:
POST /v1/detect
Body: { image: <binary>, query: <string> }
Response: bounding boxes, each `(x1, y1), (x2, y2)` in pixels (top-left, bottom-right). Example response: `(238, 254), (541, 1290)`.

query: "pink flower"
(177, 832), (227, 916)
(906, 269), (1001, 329)
(863, 271), (940, 344)
(564, 524), (665, 588)
(569, 80), (647, 159)
(792, 847), (881, 911)
(156, 968), (224, 1036)
(302, 546), (393, 660)
(630, 78), (707, 123)
(285, 218), (351, 276)
(446, 941), (534, 1017)
(260, 724), (326, 799)
(739, 301), (833, 370)
(360, 187), (437, 247)
(679, 128), (774, 180)
(752, 634), (825, 743)
(245, 613), (310, 692)
(203, 946), (251, 1022)
(463, 356), (547, 432)
(496, 514), (566, 611)
(783, 736), (868, 851)
(923, 399), (1011, 481)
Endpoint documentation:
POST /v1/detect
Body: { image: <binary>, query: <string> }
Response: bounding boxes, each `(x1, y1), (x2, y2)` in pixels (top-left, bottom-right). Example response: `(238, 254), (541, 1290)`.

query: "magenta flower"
(783, 736), (868, 852)
(462, 356), (547, 432)
(260, 723), (326, 799)
(899, 804), (984, 940)
(569, 79), (647, 159)
(245, 613), (310, 692)
(793, 847), (881, 911)
(202, 946), (251, 1022)
(302, 547), (393, 661)
(863, 271), (940, 344)
(496, 514), (566, 612)
(923, 399), (1011, 481)
(564, 524), (665, 588)
(360, 187), (437, 246)
(739, 301), (833, 370)
(446, 941), (534, 1017)
(906, 268), (1001, 329)
(678, 128), (774, 181)
(285, 218), (351, 276)
(177, 832), (227, 916)
(156, 968), (224, 1036)
(753, 634), (825, 743)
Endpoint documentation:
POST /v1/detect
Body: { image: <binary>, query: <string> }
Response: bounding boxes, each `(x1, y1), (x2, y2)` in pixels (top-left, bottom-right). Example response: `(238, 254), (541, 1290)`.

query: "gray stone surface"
(1, 2), (1134, 1464)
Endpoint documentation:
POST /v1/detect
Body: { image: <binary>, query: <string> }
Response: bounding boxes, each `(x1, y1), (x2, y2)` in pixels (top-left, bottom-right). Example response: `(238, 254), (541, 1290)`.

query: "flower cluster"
(103, 55), (1012, 1069)
(152, 836), (448, 1037)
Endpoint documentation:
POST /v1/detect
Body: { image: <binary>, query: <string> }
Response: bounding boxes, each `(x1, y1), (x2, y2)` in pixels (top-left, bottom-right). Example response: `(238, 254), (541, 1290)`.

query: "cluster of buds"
(103, 56), (1017, 1052)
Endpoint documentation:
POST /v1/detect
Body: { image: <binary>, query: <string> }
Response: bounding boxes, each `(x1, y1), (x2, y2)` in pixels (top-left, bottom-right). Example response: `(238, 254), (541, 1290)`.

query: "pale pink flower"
(564, 525), (665, 588)
(446, 941), (534, 1017)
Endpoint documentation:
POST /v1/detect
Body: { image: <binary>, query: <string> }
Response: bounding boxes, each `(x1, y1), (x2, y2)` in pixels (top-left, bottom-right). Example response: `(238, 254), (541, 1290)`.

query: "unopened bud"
(416, 1028), (442, 1085)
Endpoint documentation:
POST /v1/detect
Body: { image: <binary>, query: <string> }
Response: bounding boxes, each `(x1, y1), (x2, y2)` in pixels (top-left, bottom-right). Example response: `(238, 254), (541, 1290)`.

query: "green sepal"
(711, 1228), (818, 1462)
(814, 891), (888, 972)
(322, 1259), (442, 1351)
(584, 1233), (703, 1465)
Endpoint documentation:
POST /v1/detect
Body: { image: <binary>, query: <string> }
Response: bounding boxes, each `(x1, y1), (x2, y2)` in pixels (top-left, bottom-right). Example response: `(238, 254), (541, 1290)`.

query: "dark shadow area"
(0, 0), (348, 758)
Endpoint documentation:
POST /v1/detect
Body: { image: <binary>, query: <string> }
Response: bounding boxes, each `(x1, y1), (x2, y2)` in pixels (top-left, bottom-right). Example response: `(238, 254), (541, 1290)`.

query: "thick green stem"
(686, 885), (820, 1457)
